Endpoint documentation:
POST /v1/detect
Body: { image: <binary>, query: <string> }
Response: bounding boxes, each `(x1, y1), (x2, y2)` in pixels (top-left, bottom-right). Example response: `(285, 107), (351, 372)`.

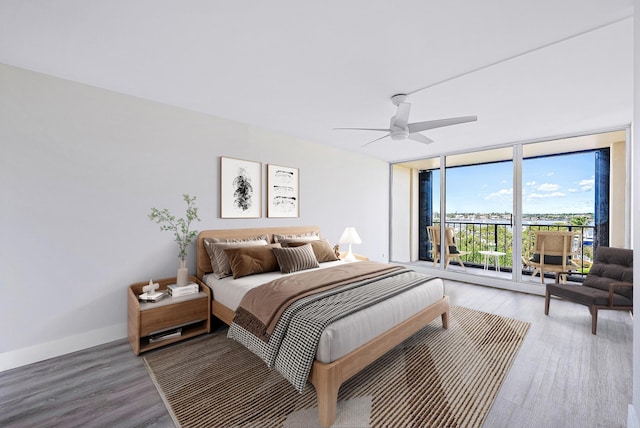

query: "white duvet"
(204, 261), (444, 363)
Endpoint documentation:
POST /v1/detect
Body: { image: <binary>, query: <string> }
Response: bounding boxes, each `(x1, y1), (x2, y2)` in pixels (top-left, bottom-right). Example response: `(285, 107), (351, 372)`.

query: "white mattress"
(204, 261), (444, 363)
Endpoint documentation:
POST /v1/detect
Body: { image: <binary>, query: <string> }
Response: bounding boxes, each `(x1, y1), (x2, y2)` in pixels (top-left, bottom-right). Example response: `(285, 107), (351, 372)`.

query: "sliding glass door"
(405, 129), (626, 289)
(521, 143), (611, 283)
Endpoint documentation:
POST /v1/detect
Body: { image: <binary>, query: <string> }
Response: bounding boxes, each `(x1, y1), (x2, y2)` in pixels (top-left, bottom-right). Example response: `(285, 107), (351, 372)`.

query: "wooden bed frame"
(196, 226), (450, 427)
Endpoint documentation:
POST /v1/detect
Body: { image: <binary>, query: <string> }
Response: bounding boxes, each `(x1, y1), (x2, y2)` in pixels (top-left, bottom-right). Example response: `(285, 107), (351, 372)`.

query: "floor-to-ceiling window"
(520, 148), (609, 282)
(393, 129), (627, 290)
(445, 149), (514, 274)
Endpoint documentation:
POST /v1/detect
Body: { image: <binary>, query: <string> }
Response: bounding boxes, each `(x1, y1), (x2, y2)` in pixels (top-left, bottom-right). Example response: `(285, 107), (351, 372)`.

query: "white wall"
(0, 63), (390, 370)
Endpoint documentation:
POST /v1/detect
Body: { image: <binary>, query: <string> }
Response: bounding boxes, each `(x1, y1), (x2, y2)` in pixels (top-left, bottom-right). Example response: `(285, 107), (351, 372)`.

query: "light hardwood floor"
(0, 280), (633, 428)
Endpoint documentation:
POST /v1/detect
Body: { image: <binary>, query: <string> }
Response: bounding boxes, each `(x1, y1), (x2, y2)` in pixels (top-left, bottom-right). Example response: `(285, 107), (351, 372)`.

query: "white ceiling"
(0, 1), (634, 163)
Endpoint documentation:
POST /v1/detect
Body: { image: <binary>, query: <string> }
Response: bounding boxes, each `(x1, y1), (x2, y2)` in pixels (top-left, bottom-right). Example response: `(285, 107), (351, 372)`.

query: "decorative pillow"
(203, 235), (268, 274)
(273, 231), (319, 245)
(211, 235), (268, 244)
(203, 238), (219, 271)
(272, 244), (320, 274)
(288, 239), (339, 263)
(224, 244), (281, 279)
(278, 237), (322, 247)
(211, 239), (269, 278)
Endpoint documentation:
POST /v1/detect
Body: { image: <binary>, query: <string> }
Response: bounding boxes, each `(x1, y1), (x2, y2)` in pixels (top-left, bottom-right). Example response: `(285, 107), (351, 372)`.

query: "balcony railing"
(425, 220), (596, 282)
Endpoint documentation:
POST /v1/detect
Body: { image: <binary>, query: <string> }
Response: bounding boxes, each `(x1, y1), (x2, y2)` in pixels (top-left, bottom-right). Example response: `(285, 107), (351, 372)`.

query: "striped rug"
(143, 305), (529, 427)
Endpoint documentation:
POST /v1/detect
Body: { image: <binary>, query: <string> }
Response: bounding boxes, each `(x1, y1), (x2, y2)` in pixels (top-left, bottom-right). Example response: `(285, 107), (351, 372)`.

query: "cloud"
(525, 180), (536, 186)
(578, 178), (594, 191)
(484, 188), (512, 200)
(537, 183), (560, 192)
(567, 188), (578, 193)
(527, 191), (566, 200)
(546, 172), (555, 177)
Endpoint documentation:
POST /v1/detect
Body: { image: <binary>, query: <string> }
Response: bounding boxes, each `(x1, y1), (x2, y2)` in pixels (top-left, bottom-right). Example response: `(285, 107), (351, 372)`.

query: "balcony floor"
(407, 260), (584, 286)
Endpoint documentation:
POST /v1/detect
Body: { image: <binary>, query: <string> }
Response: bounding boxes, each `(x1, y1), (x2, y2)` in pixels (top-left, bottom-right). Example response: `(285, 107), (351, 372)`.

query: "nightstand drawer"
(139, 297), (208, 336)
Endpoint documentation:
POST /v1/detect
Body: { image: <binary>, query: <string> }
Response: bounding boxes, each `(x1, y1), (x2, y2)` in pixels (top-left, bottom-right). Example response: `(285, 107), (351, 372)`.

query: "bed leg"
(311, 364), (340, 428)
(441, 310), (449, 329)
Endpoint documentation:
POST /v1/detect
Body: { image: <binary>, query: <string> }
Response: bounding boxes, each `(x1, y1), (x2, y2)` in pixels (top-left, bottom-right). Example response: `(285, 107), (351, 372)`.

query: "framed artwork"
(220, 156), (261, 218)
(267, 164), (299, 218)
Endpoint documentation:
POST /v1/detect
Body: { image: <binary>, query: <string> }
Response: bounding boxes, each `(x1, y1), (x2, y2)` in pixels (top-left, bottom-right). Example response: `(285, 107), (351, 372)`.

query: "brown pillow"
(278, 237), (322, 247)
(203, 235), (268, 274)
(288, 239), (339, 263)
(224, 244), (281, 279)
(210, 240), (269, 278)
(272, 244), (320, 274)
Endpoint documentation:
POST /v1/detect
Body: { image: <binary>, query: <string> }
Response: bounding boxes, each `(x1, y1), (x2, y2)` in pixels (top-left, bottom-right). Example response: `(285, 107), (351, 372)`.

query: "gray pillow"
(273, 231), (319, 245)
(272, 244), (320, 274)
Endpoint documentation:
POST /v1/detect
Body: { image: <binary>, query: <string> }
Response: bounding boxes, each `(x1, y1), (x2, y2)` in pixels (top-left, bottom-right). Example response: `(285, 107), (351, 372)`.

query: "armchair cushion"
(547, 283), (633, 307)
(530, 254), (571, 265)
(582, 247), (633, 299)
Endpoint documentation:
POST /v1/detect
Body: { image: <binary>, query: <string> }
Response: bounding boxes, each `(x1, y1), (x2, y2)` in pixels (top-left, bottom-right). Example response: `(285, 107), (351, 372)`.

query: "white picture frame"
(220, 156), (261, 218)
(267, 164), (299, 218)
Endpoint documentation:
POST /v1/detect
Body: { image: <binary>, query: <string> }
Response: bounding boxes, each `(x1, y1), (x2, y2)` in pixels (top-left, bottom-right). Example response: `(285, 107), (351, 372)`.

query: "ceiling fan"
(334, 94), (477, 147)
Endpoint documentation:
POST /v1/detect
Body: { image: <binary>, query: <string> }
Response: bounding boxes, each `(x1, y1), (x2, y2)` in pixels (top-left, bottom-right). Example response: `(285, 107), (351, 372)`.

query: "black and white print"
(267, 164), (299, 218)
(220, 156), (261, 218)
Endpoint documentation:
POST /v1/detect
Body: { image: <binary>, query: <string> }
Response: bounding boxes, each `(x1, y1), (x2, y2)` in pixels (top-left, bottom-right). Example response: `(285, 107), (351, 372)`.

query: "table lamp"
(339, 227), (362, 262)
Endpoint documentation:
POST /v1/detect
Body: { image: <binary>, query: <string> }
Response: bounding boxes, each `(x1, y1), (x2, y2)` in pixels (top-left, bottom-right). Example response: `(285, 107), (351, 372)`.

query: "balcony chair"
(426, 226), (469, 269)
(522, 230), (581, 284)
(544, 246), (633, 335)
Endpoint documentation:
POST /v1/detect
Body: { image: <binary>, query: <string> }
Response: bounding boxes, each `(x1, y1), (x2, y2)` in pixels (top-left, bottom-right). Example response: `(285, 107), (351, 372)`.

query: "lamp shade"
(339, 227), (362, 245)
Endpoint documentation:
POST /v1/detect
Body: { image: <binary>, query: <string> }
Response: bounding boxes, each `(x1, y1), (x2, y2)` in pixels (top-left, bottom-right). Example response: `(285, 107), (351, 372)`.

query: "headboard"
(196, 225), (321, 279)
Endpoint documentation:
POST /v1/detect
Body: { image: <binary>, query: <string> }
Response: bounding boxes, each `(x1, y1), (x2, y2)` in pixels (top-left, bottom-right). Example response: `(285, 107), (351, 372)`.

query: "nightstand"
(127, 276), (211, 355)
(339, 252), (369, 261)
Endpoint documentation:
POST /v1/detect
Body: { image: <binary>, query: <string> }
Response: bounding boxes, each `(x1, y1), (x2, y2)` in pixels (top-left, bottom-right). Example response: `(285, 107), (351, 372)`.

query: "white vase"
(177, 258), (189, 286)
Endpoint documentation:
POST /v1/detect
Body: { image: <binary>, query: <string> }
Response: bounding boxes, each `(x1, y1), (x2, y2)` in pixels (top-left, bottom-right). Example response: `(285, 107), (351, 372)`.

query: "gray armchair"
(544, 246), (633, 335)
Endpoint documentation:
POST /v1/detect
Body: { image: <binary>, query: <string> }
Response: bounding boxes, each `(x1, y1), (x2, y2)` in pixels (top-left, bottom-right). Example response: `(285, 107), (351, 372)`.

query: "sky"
(435, 151), (596, 215)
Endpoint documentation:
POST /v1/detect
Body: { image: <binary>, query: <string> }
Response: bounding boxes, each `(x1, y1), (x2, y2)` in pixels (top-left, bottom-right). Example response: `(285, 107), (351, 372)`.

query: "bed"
(196, 225), (450, 427)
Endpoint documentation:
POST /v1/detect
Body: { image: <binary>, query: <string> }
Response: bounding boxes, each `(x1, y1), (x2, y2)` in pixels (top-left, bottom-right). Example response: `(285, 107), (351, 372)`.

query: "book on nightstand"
(148, 327), (182, 343)
(168, 282), (199, 297)
(138, 291), (166, 302)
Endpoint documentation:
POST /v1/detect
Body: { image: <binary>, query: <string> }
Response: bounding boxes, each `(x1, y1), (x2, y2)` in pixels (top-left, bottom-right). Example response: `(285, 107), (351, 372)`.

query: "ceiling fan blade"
(407, 116), (477, 133)
(408, 132), (434, 145)
(361, 133), (390, 147)
(333, 127), (391, 132)
(392, 102), (411, 129)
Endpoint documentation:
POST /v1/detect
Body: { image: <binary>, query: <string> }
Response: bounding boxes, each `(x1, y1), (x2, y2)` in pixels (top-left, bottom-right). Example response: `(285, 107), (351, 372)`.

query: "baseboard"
(629, 405), (639, 428)
(0, 322), (127, 372)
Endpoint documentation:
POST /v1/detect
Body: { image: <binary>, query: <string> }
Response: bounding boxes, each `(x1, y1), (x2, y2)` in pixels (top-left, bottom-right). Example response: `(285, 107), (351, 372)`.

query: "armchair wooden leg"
(590, 306), (598, 335)
(456, 256), (466, 269)
(531, 268), (540, 281)
(544, 289), (550, 315)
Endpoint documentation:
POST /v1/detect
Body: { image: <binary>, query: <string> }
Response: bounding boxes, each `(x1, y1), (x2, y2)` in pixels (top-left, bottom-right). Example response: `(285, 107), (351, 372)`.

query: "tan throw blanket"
(233, 261), (403, 341)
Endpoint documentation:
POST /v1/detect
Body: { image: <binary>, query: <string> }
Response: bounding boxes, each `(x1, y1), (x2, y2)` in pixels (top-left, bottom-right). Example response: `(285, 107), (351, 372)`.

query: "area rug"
(143, 305), (529, 428)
